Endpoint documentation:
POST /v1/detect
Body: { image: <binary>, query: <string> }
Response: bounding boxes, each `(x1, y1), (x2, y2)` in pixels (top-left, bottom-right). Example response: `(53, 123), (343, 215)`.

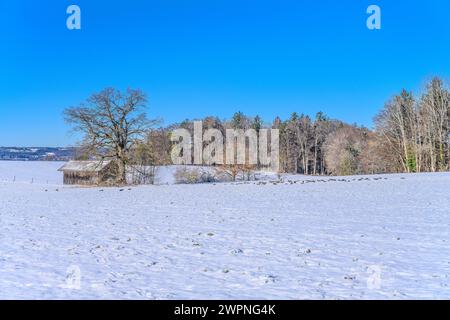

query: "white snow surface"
(0, 161), (64, 185)
(0, 161), (449, 299)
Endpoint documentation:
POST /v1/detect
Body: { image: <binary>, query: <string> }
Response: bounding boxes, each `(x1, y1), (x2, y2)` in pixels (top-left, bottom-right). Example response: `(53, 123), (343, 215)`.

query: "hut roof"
(58, 160), (111, 173)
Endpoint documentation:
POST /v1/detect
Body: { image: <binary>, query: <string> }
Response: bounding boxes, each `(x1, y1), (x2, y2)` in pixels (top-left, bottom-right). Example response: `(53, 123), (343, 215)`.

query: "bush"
(174, 167), (216, 184)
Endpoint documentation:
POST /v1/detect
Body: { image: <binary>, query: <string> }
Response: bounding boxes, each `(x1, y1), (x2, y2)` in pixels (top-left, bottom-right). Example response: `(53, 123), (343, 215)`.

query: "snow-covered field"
(0, 161), (449, 299)
(0, 161), (64, 185)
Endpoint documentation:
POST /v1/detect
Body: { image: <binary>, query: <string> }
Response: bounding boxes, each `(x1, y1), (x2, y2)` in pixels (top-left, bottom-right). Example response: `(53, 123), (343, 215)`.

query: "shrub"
(174, 167), (216, 184)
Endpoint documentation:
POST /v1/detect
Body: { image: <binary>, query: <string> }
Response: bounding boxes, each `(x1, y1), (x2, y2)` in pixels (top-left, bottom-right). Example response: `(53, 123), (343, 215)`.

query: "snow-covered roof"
(58, 160), (111, 172)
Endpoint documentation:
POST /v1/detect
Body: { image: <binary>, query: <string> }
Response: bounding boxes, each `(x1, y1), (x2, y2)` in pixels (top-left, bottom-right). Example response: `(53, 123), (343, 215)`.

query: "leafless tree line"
(277, 77), (449, 175)
(375, 78), (450, 173)
(65, 78), (449, 184)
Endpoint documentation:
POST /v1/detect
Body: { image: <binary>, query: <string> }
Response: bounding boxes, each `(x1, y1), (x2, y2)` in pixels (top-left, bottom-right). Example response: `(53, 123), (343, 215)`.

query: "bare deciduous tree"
(374, 90), (418, 173)
(324, 126), (368, 176)
(64, 88), (157, 184)
(418, 78), (450, 172)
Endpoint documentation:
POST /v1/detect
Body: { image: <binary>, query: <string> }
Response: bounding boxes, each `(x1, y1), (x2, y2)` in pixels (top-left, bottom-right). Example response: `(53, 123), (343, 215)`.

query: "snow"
(0, 161), (449, 299)
(58, 160), (112, 172)
(0, 161), (64, 185)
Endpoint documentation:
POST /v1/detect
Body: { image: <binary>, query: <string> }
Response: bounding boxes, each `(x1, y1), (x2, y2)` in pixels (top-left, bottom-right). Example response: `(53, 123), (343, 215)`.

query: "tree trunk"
(116, 155), (127, 185)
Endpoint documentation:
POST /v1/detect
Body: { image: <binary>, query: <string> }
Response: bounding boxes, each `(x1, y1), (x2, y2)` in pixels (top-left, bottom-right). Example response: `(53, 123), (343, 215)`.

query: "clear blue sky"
(1, 0), (449, 146)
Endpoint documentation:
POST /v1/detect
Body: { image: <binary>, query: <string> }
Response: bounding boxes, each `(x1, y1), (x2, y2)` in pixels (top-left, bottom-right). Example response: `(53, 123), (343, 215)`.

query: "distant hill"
(0, 147), (75, 161)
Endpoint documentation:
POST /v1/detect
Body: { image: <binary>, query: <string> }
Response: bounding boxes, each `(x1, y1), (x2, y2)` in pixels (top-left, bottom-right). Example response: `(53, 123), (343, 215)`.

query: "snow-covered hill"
(0, 161), (449, 299)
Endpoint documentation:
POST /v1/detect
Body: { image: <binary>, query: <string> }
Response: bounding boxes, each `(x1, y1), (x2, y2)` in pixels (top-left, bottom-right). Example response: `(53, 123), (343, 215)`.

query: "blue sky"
(1, 0), (449, 146)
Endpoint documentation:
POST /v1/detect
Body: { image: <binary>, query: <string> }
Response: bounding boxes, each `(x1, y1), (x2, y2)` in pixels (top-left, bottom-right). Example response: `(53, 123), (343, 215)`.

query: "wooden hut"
(58, 160), (117, 186)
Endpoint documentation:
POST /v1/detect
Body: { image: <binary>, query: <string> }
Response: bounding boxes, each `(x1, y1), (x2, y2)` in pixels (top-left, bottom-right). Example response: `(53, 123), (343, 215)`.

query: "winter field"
(0, 161), (449, 299)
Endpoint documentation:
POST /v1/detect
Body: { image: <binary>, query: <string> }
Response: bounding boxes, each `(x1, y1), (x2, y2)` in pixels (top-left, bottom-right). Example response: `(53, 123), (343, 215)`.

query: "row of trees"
(375, 78), (450, 173)
(276, 77), (449, 175)
(65, 77), (449, 184)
